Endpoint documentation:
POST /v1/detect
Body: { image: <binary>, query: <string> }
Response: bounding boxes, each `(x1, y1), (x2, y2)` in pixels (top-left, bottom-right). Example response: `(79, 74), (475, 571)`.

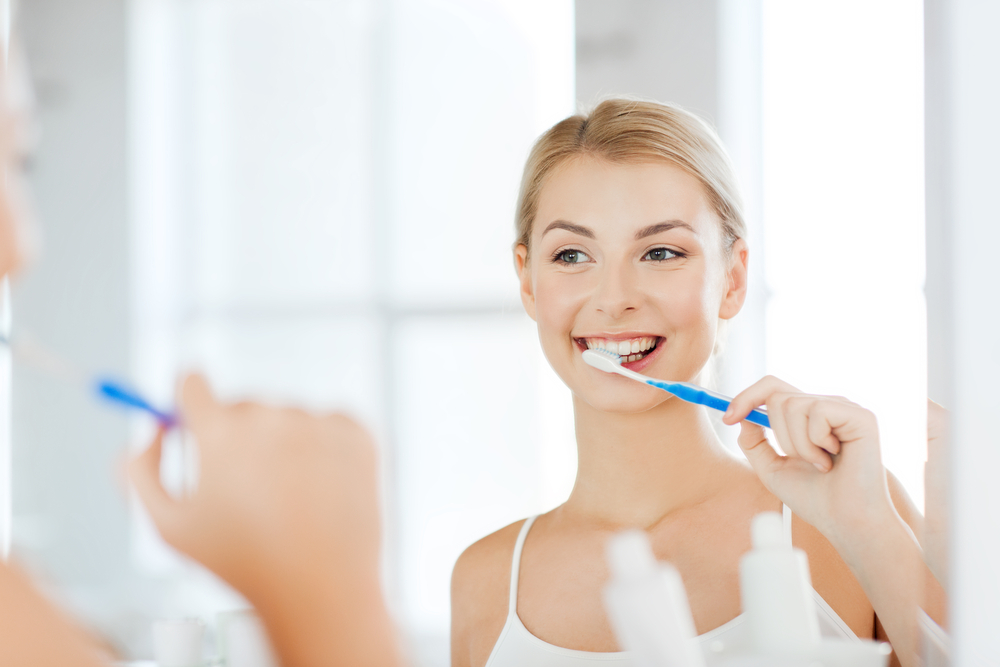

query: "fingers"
(127, 429), (179, 537)
(725, 375), (859, 473)
(723, 375), (800, 425)
(737, 420), (784, 488)
(927, 399), (950, 444)
(783, 396), (836, 471)
(724, 376), (823, 467)
(805, 402), (843, 457)
(764, 391), (794, 457)
(178, 373), (219, 432)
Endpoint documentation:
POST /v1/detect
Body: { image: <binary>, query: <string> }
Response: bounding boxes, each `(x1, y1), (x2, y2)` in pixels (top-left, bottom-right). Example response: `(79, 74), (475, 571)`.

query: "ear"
(513, 244), (537, 321)
(719, 238), (749, 320)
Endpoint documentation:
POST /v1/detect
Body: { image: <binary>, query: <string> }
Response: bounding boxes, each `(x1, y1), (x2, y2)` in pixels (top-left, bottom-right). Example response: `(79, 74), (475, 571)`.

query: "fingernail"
(814, 461), (828, 472)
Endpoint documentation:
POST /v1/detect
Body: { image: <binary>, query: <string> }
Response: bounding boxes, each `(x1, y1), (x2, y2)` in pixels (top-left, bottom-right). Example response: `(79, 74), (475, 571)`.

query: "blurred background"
(2, 0), (930, 664)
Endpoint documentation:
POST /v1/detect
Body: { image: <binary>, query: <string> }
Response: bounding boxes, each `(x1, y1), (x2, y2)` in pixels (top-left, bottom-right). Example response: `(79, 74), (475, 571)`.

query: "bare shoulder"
(451, 519), (527, 667)
(792, 512), (875, 639)
(452, 519), (525, 605)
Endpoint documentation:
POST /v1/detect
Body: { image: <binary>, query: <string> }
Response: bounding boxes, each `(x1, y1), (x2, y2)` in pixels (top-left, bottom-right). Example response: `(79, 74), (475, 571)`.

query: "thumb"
(127, 429), (180, 540)
(738, 420), (782, 485)
(179, 373), (219, 432)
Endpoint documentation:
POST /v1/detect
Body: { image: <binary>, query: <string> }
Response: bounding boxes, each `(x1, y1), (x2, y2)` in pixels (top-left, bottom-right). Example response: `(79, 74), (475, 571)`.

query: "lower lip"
(578, 338), (665, 374)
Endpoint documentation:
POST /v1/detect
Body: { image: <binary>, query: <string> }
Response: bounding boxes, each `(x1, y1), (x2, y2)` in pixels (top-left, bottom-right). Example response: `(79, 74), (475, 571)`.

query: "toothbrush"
(582, 348), (771, 428)
(94, 379), (178, 427)
(0, 332), (177, 427)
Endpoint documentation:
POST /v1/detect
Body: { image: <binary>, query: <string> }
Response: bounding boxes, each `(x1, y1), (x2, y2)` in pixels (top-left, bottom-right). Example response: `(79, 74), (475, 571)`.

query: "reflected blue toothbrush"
(0, 332), (177, 427)
(94, 377), (177, 427)
(582, 348), (770, 428)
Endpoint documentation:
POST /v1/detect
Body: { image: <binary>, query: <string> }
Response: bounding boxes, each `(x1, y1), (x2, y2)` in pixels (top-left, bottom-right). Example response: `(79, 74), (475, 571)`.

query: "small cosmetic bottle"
(152, 618), (204, 667)
(739, 512), (820, 653)
(603, 530), (705, 667)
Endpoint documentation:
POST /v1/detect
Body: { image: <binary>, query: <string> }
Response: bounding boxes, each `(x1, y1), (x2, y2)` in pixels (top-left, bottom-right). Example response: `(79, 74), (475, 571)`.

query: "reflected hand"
(129, 374), (381, 587)
(923, 399), (950, 588)
(128, 374), (399, 667)
(722, 375), (895, 546)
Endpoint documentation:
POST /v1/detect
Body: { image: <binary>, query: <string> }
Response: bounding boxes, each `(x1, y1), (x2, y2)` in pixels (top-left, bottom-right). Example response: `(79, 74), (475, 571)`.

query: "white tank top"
(484, 505), (858, 667)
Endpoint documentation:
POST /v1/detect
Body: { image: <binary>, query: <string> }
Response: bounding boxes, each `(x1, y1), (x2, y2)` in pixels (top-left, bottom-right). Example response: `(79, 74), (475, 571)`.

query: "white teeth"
(582, 337), (658, 356)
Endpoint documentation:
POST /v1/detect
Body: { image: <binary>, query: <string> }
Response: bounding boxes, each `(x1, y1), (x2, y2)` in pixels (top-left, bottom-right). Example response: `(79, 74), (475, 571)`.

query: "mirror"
(6, 1), (950, 664)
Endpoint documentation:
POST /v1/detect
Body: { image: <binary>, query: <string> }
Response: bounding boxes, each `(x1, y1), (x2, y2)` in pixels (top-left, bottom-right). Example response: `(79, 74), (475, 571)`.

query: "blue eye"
(643, 247), (679, 262)
(553, 248), (591, 264)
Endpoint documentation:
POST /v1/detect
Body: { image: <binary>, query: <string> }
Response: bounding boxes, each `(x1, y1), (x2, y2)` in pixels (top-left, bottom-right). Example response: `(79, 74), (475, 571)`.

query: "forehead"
(534, 156), (718, 239)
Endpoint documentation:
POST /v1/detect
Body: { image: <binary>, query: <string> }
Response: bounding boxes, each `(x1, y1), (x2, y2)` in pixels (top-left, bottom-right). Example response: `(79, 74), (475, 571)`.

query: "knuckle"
(785, 394), (810, 410)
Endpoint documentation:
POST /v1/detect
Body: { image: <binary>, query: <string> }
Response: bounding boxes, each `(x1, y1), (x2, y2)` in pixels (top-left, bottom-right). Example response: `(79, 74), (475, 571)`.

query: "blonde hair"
(515, 98), (746, 254)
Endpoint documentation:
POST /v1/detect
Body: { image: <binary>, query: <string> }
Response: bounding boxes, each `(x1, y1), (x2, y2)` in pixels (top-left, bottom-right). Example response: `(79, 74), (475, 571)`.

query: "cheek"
(533, 276), (582, 338)
(657, 273), (720, 378)
(0, 200), (21, 278)
(660, 270), (719, 331)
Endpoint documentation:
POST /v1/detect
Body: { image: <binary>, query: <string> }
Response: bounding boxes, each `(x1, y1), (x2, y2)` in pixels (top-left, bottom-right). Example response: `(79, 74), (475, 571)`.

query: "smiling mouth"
(577, 336), (662, 363)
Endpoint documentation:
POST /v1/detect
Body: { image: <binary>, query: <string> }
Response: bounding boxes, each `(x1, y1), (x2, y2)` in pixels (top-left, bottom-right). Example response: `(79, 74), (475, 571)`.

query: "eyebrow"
(540, 219), (695, 240)
(541, 220), (595, 238)
(635, 220), (695, 239)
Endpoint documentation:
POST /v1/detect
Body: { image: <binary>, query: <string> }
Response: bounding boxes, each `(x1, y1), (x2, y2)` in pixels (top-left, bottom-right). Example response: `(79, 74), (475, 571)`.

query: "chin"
(576, 386), (673, 415)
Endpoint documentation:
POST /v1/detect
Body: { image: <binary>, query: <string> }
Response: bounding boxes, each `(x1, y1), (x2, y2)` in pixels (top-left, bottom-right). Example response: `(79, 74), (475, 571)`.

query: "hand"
(129, 374), (382, 590)
(129, 374), (400, 667)
(722, 375), (895, 546)
(923, 400), (950, 589)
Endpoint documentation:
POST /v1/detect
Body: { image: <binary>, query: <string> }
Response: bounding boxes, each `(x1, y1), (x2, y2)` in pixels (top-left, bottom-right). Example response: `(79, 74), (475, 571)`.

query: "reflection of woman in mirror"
(0, 39), (400, 667)
(451, 99), (941, 667)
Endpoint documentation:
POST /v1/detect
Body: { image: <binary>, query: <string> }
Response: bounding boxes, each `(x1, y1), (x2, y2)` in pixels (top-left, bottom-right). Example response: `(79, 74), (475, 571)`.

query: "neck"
(564, 394), (738, 529)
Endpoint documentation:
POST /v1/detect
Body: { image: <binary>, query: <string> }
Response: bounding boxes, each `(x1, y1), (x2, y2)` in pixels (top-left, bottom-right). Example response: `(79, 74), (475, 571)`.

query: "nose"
(593, 260), (640, 319)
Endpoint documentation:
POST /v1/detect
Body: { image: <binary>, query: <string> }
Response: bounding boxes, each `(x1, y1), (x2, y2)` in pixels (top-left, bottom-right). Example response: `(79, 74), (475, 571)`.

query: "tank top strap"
(508, 515), (539, 615)
(782, 503), (793, 545)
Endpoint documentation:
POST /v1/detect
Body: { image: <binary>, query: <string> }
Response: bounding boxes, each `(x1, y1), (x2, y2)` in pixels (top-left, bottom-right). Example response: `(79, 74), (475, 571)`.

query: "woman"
(451, 98), (938, 667)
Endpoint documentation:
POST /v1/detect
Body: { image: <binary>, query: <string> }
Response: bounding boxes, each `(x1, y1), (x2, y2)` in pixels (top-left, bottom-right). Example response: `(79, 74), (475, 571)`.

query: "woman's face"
(515, 156), (747, 414)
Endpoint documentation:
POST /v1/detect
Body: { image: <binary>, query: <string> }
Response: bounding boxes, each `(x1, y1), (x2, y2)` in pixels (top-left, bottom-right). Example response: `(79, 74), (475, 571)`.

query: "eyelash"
(549, 246), (684, 265)
(643, 247), (683, 262)
(552, 247), (684, 264)
(550, 248), (590, 265)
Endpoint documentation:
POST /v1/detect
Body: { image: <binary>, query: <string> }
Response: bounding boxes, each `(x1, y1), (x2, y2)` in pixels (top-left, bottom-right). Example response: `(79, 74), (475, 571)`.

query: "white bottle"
(603, 530), (705, 667)
(152, 618), (204, 667)
(739, 512), (820, 653)
(217, 609), (279, 667)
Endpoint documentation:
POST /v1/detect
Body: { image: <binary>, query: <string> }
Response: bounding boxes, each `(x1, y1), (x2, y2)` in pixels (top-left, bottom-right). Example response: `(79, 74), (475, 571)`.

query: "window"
(761, 0), (926, 506)
(130, 0), (575, 661)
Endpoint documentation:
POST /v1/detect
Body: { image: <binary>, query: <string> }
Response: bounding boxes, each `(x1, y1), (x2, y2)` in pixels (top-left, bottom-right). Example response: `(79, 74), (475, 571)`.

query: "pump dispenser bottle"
(739, 512), (820, 653)
(603, 530), (705, 667)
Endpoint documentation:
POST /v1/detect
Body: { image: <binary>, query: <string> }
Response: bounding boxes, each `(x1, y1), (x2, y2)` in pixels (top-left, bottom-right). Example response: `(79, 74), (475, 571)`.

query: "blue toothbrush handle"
(743, 408), (771, 429)
(645, 379), (771, 429)
(696, 391), (772, 429)
(95, 378), (177, 427)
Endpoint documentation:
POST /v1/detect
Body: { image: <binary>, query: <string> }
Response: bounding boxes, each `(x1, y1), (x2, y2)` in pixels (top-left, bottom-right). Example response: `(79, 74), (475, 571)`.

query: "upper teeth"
(585, 337), (657, 356)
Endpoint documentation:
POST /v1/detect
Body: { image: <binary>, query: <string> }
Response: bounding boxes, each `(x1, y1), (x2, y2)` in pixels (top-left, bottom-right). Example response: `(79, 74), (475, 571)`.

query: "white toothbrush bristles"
(582, 348), (624, 373)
